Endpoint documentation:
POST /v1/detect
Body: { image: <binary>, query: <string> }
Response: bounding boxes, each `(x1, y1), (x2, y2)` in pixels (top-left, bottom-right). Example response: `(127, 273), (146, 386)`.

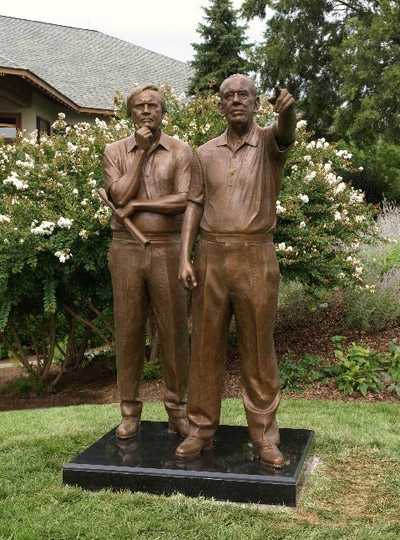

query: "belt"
(113, 231), (180, 243)
(200, 231), (273, 244)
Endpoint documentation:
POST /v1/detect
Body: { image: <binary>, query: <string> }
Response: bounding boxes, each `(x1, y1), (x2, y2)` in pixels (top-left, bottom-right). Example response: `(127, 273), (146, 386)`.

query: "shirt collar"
(216, 122), (260, 149)
(127, 130), (171, 152)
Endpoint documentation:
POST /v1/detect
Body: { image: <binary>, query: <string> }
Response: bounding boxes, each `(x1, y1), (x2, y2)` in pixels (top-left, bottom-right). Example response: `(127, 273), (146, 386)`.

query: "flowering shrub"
(0, 87), (373, 387)
(273, 121), (374, 298)
(0, 114), (131, 386)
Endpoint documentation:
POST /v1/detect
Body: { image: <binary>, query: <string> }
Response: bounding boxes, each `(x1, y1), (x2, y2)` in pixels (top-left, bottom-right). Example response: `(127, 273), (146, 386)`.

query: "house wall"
(0, 90), (110, 135)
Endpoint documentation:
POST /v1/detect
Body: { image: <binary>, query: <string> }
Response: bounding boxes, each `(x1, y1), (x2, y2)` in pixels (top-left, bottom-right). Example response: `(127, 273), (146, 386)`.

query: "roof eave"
(0, 67), (114, 116)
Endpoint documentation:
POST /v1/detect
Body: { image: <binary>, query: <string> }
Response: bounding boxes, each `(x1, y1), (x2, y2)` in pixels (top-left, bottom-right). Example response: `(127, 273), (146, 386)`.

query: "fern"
(43, 280), (57, 313)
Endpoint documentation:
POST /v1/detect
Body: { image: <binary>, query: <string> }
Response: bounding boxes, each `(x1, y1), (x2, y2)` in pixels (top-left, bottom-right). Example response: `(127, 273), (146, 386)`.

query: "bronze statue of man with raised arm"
(103, 84), (192, 439)
(175, 74), (296, 468)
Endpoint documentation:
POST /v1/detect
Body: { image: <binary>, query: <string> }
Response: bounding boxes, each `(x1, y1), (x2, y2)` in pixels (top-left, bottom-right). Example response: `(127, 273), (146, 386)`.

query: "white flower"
(277, 242), (286, 251)
(349, 190), (364, 203)
(67, 142), (77, 153)
(303, 155), (312, 162)
(326, 173), (338, 185)
(0, 214), (10, 223)
(334, 182), (346, 194)
(88, 179), (97, 188)
(296, 120), (307, 130)
(276, 200), (286, 214)
(81, 199), (88, 207)
(54, 249), (72, 263)
(334, 211), (341, 221)
(31, 221), (55, 236)
(3, 172), (28, 190)
(323, 162), (332, 172)
(79, 229), (88, 240)
(291, 165), (298, 172)
(306, 141), (316, 150)
(299, 194), (309, 203)
(299, 221), (306, 228)
(72, 188), (79, 195)
(305, 171), (316, 182)
(57, 217), (74, 229)
(286, 246), (294, 252)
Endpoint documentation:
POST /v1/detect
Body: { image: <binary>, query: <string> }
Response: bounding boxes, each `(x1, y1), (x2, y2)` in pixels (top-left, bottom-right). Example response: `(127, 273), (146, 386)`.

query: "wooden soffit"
(0, 68), (114, 116)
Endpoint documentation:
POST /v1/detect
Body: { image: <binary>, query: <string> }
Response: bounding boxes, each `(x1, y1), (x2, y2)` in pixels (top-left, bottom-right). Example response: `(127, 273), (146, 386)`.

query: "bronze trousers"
(108, 232), (189, 420)
(187, 235), (281, 446)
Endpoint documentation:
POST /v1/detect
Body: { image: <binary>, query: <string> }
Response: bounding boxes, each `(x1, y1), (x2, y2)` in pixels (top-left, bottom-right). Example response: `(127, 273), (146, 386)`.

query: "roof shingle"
(0, 15), (193, 110)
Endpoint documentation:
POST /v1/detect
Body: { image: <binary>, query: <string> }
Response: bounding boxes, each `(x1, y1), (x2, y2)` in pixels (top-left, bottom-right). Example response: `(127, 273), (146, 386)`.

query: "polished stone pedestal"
(63, 422), (314, 506)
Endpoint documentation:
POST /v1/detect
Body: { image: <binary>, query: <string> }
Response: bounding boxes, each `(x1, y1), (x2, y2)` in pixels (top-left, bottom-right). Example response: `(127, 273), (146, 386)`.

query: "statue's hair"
(127, 84), (166, 114)
(219, 74), (257, 98)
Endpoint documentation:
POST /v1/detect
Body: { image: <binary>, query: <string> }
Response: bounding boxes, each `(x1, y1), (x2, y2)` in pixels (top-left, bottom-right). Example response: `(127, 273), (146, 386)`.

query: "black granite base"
(63, 422), (314, 506)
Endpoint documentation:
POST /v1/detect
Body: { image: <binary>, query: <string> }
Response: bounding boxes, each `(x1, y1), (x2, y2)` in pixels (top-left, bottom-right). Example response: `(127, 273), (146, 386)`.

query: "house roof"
(0, 15), (193, 115)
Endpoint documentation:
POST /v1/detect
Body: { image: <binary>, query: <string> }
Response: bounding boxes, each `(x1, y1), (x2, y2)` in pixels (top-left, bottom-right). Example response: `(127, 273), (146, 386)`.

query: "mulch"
(1, 300), (399, 412)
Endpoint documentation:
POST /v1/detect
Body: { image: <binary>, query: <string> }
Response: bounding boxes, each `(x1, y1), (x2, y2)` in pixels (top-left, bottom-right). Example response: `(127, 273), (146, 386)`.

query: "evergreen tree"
(241, 0), (380, 138)
(189, 0), (250, 94)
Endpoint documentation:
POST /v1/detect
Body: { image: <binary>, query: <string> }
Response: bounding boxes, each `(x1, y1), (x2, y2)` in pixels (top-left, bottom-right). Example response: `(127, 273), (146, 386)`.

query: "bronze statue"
(103, 84), (192, 439)
(175, 74), (296, 468)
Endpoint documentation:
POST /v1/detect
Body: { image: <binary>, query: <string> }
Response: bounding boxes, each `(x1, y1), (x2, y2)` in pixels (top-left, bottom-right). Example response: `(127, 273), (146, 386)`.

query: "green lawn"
(0, 399), (399, 540)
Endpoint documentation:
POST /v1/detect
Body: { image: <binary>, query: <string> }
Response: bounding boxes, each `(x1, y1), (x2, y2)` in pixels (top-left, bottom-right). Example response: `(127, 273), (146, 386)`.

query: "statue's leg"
(186, 239), (232, 440)
(109, 237), (149, 433)
(148, 240), (190, 436)
(231, 242), (283, 467)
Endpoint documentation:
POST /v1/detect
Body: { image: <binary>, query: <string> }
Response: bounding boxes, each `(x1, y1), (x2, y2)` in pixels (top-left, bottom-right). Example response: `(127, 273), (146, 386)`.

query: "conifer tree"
(189, 0), (250, 94)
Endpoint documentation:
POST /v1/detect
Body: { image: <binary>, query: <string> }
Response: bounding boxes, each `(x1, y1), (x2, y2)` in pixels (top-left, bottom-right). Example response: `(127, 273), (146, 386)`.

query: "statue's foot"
(253, 442), (284, 469)
(175, 435), (213, 459)
(168, 417), (190, 437)
(116, 417), (141, 439)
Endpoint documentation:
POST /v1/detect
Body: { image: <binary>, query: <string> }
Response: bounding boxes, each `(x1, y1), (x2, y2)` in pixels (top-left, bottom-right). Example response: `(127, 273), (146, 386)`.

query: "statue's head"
(218, 74), (259, 129)
(127, 84), (165, 134)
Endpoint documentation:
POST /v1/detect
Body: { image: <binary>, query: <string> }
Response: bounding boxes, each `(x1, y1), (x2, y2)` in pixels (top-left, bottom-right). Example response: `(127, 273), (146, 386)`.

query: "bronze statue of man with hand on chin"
(175, 74), (296, 468)
(103, 84), (192, 440)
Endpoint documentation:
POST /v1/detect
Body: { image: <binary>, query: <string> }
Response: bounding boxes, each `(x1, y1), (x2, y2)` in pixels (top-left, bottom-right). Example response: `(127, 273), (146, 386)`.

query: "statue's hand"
(135, 126), (153, 151)
(115, 200), (136, 221)
(179, 260), (197, 290)
(268, 85), (294, 114)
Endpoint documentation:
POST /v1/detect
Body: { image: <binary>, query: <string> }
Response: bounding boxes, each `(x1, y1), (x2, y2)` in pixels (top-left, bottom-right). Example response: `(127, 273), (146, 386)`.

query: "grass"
(0, 400), (399, 540)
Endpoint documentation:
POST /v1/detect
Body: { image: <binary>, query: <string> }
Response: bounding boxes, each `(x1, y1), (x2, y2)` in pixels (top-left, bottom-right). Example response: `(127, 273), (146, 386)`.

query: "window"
(0, 113), (21, 143)
(36, 116), (51, 137)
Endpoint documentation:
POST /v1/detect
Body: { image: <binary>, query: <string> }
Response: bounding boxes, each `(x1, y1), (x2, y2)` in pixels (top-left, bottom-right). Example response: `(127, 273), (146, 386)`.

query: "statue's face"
(130, 90), (164, 133)
(219, 77), (259, 129)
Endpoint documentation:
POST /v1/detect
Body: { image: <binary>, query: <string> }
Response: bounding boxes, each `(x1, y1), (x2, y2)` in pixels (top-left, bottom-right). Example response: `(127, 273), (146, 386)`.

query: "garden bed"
(1, 301), (399, 412)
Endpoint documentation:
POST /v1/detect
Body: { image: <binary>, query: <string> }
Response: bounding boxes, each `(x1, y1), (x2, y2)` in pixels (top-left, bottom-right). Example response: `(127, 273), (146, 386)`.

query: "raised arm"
(106, 127), (153, 207)
(268, 85), (296, 147)
(115, 143), (193, 220)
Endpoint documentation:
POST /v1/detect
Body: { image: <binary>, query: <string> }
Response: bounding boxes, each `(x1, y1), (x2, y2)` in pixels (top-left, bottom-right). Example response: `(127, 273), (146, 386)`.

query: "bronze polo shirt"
(103, 130), (192, 232)
(188, 122), (292, 235)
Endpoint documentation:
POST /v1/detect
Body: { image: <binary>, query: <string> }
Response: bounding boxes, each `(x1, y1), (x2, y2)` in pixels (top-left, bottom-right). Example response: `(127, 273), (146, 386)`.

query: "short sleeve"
(174, 143), (193, 193)
(103, 143), (122, 195)
(187, 153), (205, 205)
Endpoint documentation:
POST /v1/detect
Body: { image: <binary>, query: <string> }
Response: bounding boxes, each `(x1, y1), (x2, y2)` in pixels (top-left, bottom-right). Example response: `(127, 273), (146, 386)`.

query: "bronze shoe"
(115, 416), (141, 439)
(175, 435), (213, 458)
(168, 417), (190, 437)
(254, 443), (284, 469)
